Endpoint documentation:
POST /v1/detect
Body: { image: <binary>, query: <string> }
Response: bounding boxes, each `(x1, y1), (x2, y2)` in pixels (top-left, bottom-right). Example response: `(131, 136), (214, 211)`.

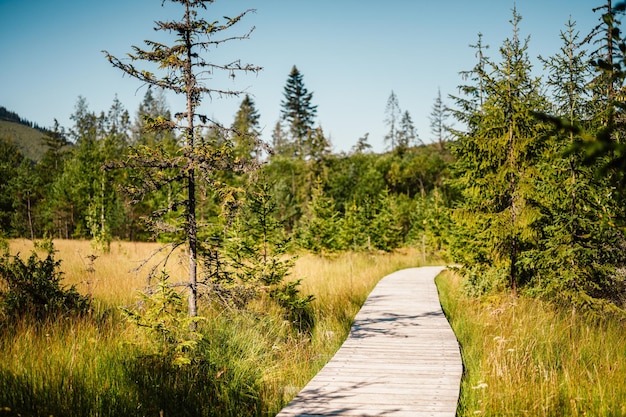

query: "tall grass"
(1, 240), (432, 416)
(436, 270), (626, 417)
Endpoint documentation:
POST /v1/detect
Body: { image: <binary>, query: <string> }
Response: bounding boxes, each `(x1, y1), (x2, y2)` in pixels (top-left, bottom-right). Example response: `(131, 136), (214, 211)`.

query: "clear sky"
(0, 0), (601, 153)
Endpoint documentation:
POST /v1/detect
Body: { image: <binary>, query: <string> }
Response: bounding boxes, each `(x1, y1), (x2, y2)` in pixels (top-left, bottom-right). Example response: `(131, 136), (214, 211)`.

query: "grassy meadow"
(436, 270), (626, 417)
(2, 239), (625, 416)
(1, 239), (432, 416)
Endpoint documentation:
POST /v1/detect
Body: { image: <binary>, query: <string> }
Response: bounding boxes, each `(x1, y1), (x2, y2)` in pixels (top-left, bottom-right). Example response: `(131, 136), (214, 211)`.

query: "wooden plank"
(275, 266), (462, 417)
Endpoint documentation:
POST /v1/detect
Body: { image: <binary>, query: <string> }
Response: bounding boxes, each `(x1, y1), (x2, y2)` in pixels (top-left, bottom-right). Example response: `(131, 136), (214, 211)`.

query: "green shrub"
(0, 248), (90, 325)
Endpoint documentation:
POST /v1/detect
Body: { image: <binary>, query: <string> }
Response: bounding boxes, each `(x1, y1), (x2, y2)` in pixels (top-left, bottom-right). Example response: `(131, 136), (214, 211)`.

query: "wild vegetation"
(0, 239), (429, 416)
(437, 270), (626, 416)
(1, 0), (626, 416)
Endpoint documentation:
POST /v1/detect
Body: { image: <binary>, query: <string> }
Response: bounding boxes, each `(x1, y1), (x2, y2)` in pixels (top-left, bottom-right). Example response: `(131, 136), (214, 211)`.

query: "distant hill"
(0, 119), (50, 161)
(0, 106), (47, 131)
(0, 106), (58, 161)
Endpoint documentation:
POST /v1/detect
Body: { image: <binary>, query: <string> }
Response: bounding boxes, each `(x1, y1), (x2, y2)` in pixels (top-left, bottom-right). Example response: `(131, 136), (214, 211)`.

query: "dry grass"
(8, 239), (187, 306)
(274, 248), (437, 397)
(1, 240), (437, 416)
(436, 270), (626, 417)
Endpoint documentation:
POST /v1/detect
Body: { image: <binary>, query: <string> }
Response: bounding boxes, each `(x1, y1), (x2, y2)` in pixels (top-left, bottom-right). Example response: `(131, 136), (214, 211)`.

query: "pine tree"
(231, 94), (262, 161)
(103, 1), (261, 319)
(280, 65), (318, 158)
(397, 110), (419, 153)
(535, 14), (626, 309)
(297, 179), (340, 254)
(384, 90), (401, 150)
(429, 88), (450, 151)
(132, 89), (175, 147)
(450, 9), (548, 295)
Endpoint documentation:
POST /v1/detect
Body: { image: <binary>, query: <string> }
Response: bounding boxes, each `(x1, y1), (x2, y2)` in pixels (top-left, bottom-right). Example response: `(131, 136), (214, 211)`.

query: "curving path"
(276, 266), (462, 417)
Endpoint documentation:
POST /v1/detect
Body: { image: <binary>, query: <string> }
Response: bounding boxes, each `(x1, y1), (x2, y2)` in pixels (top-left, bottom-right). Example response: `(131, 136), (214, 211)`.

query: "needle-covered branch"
(104, 0), (263, 322)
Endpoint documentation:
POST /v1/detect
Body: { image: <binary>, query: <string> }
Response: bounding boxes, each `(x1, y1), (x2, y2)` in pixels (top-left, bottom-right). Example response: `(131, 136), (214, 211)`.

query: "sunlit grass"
(436, 270), (626, 417)
(8, 239), (186, 307)
(1, 240), (435, 416)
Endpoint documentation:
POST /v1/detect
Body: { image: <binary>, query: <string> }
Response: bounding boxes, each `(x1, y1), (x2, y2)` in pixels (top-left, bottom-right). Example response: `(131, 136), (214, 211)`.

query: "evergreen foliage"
(231, 94), (263, 161)
(297, 180), (341, 254)
(122, 271), (204, 367)
(208, 179), (315, 333)
(0, 106), (47, 132)
(279, 65), (318, 158)
(447, 5), (626, 312)
(0, 246), (90, 326)
(429, 88), (450, 151)
(1, 0), (624, 318)
(0, 137), (26, 235)
(103, 0), (262, 319)
(384, 90), (401, 150)
(450, 9), (549, 294)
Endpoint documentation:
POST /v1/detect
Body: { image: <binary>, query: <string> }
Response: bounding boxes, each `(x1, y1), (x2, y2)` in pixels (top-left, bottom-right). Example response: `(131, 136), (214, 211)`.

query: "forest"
(0, 1), (625, 416)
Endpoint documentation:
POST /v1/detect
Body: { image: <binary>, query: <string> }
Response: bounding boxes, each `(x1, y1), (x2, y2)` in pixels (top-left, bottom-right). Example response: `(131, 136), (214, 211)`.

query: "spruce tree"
(450, 9), (548, 294)
(297, 179), (340, 254)
(231, 94), (262, 160)
(103, 1), (261, 318)
(397, 110), (419, 153)
(131, 89), (175, 147)
(584, 1), (626, 205)
(0, 139), (26, 236)
(530, 8), (626, 310)
(429, 88), (450, 152)
(49, 97), (128, 245)
(384, 90), (401, 150)
(280, 65), (318, 158)
(351, 133), (372, 154)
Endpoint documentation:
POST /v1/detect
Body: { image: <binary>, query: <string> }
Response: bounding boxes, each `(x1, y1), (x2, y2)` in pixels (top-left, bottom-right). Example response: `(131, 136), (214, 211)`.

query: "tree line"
(0, 106), (49, 133)
(0, 85), (447, 248)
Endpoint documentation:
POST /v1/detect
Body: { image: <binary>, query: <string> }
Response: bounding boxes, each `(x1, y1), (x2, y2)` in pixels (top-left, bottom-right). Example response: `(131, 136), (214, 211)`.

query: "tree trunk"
(188, 170), (198, 319)
(27, 196), (34, 241)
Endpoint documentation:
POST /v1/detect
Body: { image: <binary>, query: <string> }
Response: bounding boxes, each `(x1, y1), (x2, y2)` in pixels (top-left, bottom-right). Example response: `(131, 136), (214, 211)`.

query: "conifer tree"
(131, 89), (174, 147)
(231, 94), (262, 160)
(271, 121), (288, 156)
(9, 159), (40, 240)
(450, 9), (548, 294)
(429, 88), (450, 151)
(103, 1), (261, 318)
(351, 133), (372, 154)
(384, 90), (401, 150)
(397, 110), (419, 153)
(583, 1), (626, 204)
(280, 65), (318, 158)
(297, 180), (340, 254)
(0, 139), (26, 236)
(533, 18), (626, 309)
(49, 97), (128, 245)
(370, 188), (403, 251)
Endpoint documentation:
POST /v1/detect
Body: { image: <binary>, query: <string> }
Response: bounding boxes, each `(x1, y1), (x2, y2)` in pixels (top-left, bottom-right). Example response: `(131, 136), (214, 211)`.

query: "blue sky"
(0, 1), (601, 153)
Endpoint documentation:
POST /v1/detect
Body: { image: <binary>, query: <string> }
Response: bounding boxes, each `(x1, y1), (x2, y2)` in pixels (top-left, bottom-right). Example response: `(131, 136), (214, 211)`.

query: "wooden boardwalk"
(276, 266), (462, 417)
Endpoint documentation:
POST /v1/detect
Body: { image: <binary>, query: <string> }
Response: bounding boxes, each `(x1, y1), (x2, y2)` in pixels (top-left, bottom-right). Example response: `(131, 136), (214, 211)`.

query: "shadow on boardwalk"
(350, 309), (445, 339)
(276, 266), (462, 417)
